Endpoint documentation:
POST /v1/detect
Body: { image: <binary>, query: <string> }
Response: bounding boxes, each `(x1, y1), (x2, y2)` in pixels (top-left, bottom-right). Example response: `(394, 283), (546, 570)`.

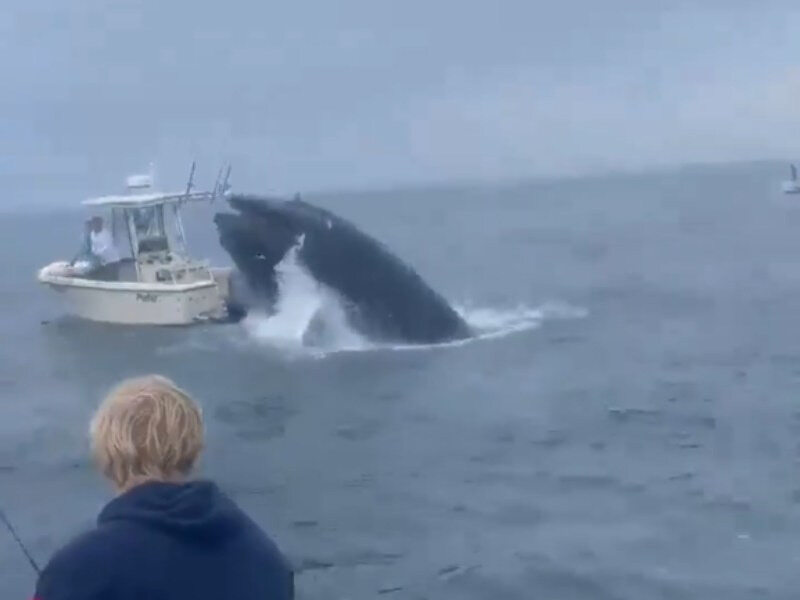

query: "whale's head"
(213, 195), (308, 300)
(214, 194), (472, 343)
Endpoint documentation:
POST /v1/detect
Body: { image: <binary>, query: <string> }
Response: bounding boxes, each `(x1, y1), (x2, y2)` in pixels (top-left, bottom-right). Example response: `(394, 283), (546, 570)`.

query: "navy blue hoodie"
(33, 480), (293, 600)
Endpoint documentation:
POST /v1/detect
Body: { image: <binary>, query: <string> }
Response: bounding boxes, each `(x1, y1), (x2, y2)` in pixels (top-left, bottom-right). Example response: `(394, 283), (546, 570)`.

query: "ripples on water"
(2, 163), (800, 598)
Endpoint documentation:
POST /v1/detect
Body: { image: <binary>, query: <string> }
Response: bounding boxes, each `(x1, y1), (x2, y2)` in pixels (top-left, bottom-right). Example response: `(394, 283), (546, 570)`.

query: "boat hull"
(38, 263), (229, 326)
(783, 181), (800, 194)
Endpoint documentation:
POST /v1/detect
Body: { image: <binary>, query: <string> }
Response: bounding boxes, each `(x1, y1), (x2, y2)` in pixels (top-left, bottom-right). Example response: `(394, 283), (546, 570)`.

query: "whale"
(213, 194), (472, 344)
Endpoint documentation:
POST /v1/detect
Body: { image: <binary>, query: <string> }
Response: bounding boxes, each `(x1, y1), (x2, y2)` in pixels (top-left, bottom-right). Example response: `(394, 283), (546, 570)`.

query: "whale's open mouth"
(213, 194), (472, 345)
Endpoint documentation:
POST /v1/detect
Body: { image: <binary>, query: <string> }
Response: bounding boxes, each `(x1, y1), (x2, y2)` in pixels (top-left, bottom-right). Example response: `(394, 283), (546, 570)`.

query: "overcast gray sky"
(2, 1), (799, 205)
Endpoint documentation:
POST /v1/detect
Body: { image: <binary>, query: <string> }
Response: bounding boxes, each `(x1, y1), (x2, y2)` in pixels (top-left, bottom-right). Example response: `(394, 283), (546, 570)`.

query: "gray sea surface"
(2, 162), (799, 598)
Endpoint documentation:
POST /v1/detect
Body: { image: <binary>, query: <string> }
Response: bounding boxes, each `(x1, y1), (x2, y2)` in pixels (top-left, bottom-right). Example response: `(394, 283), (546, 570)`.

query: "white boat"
(782, 164), (800, 194)
(37, 163), (235, 326)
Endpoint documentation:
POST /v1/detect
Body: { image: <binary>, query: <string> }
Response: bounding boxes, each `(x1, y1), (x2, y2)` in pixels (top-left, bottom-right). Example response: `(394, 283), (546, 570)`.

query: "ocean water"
(2, 162), (800, 598)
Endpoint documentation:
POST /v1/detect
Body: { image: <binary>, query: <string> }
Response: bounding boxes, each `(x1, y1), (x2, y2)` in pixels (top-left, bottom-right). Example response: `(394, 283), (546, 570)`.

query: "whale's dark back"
(214, 195), (471, 344)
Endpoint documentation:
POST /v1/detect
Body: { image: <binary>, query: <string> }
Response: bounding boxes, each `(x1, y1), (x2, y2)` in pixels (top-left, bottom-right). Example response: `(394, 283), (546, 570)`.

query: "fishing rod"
(0, 508), (41, 575)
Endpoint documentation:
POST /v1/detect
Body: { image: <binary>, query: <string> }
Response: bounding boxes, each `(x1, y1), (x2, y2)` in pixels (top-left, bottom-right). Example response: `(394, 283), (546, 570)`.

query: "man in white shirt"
(90, 216), (121, 265)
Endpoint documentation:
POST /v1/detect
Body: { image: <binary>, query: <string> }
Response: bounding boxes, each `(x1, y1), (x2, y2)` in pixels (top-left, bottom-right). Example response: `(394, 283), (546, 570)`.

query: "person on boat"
(89, 216), (121, 265)
(32, 375), (294, 600)
(69, 219), (98, 273)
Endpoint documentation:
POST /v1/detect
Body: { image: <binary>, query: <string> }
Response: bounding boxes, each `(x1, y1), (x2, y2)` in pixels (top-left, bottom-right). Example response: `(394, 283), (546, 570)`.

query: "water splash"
(241, 243), (367, 355)
(241, 244), (586, 356)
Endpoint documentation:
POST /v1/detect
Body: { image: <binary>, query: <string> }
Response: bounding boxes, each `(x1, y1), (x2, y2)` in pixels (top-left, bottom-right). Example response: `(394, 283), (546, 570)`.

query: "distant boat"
(782, 164), (800, 194)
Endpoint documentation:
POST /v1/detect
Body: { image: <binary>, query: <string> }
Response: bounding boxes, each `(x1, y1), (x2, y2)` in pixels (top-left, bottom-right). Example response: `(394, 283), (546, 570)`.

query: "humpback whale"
(213, 195), (472, 344)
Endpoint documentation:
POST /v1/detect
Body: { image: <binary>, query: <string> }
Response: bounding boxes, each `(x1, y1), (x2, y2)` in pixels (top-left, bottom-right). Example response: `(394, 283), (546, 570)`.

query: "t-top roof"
(82, 190), (215, 208)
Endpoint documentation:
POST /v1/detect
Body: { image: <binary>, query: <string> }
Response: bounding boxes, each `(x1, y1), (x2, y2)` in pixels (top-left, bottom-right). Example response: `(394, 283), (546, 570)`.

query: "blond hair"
(90, 375), (204, 490)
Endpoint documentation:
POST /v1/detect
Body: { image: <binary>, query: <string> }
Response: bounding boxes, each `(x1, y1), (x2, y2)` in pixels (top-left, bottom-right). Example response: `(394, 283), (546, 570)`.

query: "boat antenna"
(221, 165), (232, 197)
(211, 164), (231, 203)
(183, 160), (196, 200)
(211, 166), (223, 202)
(0, 508), (41, 575)
(791, 164), (797, 182)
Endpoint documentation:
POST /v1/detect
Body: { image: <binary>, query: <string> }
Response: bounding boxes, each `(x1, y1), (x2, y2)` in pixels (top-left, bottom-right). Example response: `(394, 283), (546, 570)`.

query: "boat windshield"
(111, 208), (133, 260)
(130, 206), (169, 253)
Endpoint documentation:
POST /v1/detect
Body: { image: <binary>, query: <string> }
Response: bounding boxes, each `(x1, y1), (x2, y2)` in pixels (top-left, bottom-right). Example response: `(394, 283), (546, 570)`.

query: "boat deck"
(82, 259), (138, 282)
